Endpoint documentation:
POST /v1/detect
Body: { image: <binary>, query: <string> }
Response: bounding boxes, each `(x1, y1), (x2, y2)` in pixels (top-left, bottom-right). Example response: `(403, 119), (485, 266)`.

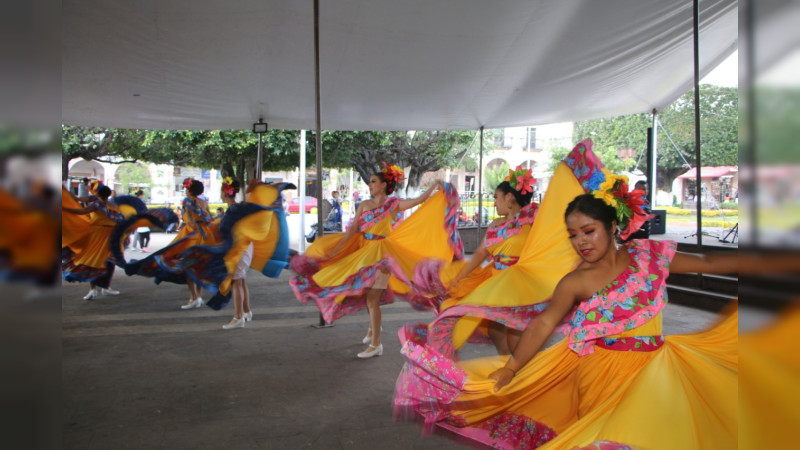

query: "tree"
(63, 126), (306, 189)
(316, 130), (478, 194)
(116, 162), (152, 194)
(569, 85), (738, 191)
(62, 126), (482, 195)
(484, 162), (510, 192)
(546, 146), (634, 174)
(62, 126), (151, 181)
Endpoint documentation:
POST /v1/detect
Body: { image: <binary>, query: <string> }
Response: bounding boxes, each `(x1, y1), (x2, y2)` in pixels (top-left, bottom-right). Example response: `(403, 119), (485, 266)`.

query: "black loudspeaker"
(650, 209), (666, 235)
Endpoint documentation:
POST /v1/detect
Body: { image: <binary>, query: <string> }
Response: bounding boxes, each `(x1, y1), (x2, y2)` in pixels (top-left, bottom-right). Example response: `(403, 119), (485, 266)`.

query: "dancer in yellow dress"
(406, 140), (597, 359)
(291, 163), (463, 359)
(0, 184), (59, 285)
(411, 167), (539, 354)
(394, 168), (739, 449)
(62, 184), (127, 299)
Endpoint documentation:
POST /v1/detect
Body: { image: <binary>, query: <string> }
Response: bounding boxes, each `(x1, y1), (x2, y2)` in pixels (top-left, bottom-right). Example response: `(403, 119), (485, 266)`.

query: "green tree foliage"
(569, 85), (738, 191)
(315, 130), (478, 192)
(62, 126), (151, 181)
(546, 146), (634, 174)
(63, 126), (479, 193)
(484, 162), (510, 192)
(116, 162), (152, 195)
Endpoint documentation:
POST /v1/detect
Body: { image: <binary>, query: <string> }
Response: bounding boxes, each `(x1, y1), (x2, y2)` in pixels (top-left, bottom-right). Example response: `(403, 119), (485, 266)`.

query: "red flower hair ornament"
(504, 165), (536, 195)
(182, 178), (193, 190)
(381, 162), (405, 185)
(221, 177), (235, 196)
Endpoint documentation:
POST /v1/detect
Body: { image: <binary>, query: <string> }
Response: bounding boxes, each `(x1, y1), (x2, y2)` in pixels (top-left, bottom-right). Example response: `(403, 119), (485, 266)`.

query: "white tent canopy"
(62, 0), (737, 131)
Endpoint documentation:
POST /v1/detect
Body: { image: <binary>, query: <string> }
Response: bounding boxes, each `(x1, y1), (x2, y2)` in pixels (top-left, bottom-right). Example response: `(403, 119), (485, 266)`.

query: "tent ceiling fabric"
(62, 0), (737, 131)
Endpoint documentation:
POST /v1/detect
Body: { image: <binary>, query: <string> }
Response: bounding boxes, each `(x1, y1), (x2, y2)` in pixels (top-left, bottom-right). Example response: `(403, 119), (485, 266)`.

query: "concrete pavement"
(62, 232), (723, 449)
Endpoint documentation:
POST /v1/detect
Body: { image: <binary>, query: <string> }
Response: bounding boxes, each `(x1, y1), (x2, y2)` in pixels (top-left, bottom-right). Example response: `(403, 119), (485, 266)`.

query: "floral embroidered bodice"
(357, 197), (403, 240)
(182, 196), (212, 226)
(482, 203), (538, 269)
(88, 196), (125, 223)
(564, 239), (677, 355)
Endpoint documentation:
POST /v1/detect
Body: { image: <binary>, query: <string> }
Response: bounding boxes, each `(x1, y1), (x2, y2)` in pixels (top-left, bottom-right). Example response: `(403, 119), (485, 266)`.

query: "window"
(527, 127), (537, 150)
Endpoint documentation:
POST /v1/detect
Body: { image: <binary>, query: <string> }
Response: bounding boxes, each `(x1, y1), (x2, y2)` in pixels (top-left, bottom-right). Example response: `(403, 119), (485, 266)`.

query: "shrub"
(702, 220), (736, 228)
(664, 207), (691, 215)
(700, 209), (739, 217)
(720, 201), (738, 210)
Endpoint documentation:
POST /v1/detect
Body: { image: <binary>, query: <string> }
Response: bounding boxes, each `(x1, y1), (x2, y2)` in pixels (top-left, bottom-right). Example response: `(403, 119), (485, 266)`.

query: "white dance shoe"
(244, 311), (253, 322)
(82, 288), (99, 301)
(222, 316), (245, 330)
(357, 344), (383, 359)
(181, 298), (203, 310)
(101, 288), (120, 296)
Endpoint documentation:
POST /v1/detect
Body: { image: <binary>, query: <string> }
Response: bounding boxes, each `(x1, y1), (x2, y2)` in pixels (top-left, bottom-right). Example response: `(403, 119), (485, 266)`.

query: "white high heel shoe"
(82, 288), (98, 301)
(244, 311), (253, 322)
(362, 326), (384, 344)
(222, 316), (245, 330)
(101, 287), (120, 296)
(357, 344), (383, 359)
(181, 298), (203, 310)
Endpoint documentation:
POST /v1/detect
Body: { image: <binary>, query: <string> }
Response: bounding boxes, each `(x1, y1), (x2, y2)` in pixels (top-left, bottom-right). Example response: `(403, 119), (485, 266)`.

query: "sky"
(700, 50), (738, 87)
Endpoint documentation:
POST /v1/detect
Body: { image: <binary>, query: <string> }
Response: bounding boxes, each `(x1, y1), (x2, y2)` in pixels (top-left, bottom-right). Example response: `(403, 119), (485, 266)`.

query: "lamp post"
(253, 118), (268, 182)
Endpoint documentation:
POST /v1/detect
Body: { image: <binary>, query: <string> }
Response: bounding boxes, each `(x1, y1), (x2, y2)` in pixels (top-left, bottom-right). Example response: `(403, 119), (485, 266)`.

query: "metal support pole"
(314, 0), (324, 238)
(312, 0), (331, 329)
(649, 111), (658, 208)
(744, 0), (757, 245)
(645, 127), (653, 207)
(477, 126), (484, 237)
(693, 0), (703, 250)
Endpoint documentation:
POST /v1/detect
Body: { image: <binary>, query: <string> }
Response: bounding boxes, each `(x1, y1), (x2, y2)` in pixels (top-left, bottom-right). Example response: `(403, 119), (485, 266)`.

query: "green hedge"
(663, 206), (737, 217)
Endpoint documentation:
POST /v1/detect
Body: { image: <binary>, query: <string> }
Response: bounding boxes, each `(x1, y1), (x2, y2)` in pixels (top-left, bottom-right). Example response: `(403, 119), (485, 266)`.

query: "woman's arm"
(669, 251), (737, 275)
(63, 205), (96, 215)
(449, 246), (490, 289)
(671, 250), (800, 275)
(396, 180), (443, 211)
(489, 275), (580, 391)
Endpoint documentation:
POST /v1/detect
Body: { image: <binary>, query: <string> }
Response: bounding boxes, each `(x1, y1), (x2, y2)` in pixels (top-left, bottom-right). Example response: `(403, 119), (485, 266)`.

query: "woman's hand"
(447, 274), (463, 292)
(488, 367), (516, 392)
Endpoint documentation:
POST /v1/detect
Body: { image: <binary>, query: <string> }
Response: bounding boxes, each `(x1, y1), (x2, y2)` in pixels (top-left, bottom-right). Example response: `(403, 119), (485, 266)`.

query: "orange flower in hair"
(381, 162), (405, 185)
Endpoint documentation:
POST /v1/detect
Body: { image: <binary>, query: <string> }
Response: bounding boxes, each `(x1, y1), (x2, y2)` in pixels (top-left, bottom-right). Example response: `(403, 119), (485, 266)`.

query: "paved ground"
(62, 232), (726, 449)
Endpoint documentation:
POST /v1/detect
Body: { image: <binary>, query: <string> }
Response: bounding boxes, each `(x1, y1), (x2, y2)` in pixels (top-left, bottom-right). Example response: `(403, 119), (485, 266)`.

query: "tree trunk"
(63, 157), (73, 181)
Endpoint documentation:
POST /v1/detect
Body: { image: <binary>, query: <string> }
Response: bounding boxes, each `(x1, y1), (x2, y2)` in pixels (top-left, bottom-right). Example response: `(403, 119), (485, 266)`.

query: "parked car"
(287, 196), (318, 213)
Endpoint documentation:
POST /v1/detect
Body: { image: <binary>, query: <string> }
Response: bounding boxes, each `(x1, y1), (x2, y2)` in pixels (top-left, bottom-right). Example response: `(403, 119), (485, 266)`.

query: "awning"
(677, 166), (738, 179)
(62, 0), (737, 131)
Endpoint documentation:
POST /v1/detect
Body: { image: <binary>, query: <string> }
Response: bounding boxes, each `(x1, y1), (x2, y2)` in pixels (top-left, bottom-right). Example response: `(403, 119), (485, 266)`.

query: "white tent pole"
(257, 132), (263, 181)
(299, 130), (307, 253)
(349, 168), (354, 219)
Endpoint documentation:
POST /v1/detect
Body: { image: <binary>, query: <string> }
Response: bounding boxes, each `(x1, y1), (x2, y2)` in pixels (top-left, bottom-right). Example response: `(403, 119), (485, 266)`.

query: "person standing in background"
(328, 190), (343, 229)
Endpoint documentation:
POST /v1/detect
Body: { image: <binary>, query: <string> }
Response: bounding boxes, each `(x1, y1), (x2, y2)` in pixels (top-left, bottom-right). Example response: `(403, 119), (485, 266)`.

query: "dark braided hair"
(496, 181), (533, 206)
(188, 180), (204, 196)
(372, 172), (397, 195)
(97, 185), (112, 200)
